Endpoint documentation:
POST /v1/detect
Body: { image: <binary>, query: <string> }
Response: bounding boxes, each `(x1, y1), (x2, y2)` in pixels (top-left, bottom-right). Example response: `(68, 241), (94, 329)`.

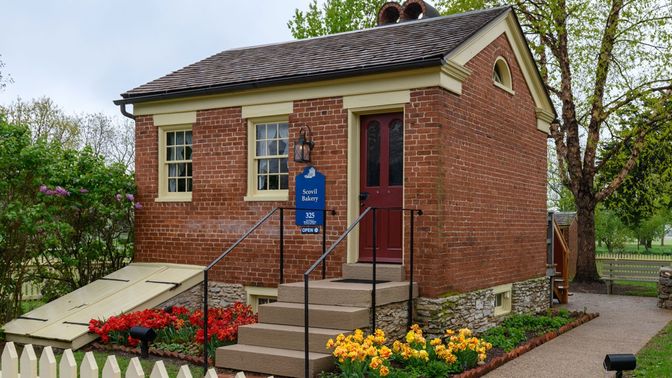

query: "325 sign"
(295, 166), (325, 227)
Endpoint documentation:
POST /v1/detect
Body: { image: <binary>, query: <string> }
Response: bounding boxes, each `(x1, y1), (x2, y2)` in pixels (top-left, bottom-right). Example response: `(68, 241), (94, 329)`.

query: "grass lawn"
(614, 280), (658, 297)
(67, 349), (204, 377)
(627, 321), (672, 377)
(596, 242), (672, 255)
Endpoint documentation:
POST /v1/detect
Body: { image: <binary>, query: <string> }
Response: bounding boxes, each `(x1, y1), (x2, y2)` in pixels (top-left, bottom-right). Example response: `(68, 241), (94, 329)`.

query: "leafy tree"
(0, 115), (137, 321)
(1, 97), (80, 148)
(33, 147), (136, 301)
(0, 54), (11, 91)
(600, 109), (672, 248)
(288, 0), (672, 281)
(0, 116), (54, 322)
(595, 206), (629, 253)
(288, 0), (387, 39)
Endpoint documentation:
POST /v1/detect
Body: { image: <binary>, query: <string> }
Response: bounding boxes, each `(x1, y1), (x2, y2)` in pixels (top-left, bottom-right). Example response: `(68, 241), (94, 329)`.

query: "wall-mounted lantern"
(293, 126), (314, 163)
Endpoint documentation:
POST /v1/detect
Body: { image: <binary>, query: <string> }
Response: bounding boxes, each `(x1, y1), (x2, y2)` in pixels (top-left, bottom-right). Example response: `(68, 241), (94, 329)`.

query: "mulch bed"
(453, 311), (599, 378)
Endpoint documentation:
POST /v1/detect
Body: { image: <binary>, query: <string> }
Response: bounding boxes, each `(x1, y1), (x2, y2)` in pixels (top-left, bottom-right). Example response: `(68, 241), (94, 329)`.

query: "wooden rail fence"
(596, 253), (672, 261)
(0, 342), (267, 378)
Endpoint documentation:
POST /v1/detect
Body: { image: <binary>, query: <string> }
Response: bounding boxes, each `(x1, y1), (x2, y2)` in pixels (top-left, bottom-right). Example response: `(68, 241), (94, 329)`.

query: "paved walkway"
(485, 293), (672, 377)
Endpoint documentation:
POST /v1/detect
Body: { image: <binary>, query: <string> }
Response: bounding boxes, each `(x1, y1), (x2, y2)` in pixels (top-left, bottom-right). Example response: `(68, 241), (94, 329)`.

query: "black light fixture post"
(293, 126), (314, 163)
(130, 326), (157, 358)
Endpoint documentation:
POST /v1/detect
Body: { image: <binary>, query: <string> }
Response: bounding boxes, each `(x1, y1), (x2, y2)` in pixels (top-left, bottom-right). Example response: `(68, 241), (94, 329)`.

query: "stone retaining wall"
(415, 277), (549, 338)
(159, 282), (246, 310)
(658, 267), (672, 309)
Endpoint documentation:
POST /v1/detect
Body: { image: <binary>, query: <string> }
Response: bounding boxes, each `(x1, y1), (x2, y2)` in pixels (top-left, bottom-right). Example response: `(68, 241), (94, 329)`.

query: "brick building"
(114, 2), (556, 375)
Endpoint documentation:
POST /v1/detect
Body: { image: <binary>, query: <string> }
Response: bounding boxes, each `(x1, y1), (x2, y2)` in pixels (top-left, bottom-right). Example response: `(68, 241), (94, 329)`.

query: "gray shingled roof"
(554, 212), (577, 226)
(116, 6), (511, 104)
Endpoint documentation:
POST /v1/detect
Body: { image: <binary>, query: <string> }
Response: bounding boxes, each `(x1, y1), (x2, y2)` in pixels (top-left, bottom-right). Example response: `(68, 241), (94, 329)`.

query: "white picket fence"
(0, 342), (269, 378)
(596, 253), (672, 261)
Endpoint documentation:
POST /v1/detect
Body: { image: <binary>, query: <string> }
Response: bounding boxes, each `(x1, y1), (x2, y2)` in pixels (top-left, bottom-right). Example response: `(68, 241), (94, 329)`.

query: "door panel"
(359, 113), (403, 263)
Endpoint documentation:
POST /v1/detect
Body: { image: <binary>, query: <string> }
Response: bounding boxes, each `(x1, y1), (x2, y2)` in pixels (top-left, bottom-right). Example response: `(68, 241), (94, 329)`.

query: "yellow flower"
(430, 337), (442, 346)
(326, 338), (334, 349)
(405, 330), (416, 343)
(445, 329), (455, 336)
(370, 356), (383, 369)
(379, 365), (390, 376)
(379, 345), (392, 359)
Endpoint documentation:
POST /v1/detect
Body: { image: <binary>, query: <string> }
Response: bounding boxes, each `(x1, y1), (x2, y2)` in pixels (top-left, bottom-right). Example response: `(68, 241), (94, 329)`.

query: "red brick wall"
(417, 34), (547, 295)
(134, 33), (547, 297)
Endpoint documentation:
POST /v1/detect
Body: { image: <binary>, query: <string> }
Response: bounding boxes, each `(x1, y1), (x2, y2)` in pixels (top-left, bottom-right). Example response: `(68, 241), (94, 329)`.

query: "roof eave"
(113, 58), (444, 106)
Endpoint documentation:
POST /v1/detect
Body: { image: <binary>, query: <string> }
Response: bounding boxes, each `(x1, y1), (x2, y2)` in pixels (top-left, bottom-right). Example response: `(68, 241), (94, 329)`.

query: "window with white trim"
(493, 57), (514, 93)
(493, 284), (512, 316)
(246, 119), (289, 201)
(158, 125), (193, 201)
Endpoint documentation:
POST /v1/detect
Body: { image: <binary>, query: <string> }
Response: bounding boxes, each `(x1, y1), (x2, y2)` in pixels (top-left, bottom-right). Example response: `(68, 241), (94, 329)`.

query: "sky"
(0, 0), (314, 118)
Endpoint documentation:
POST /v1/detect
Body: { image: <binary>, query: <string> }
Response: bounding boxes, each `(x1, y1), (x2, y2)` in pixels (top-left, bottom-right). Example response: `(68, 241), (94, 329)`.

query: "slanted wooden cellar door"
(358, 113), (403, 263)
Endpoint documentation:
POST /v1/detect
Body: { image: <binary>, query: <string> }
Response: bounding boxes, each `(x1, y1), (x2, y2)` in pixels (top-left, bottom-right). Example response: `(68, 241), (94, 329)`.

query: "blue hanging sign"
(295, 166), (325, 226)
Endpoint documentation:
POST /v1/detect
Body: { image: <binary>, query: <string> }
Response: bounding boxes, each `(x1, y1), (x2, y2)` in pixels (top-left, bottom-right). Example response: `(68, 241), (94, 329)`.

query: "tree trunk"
(662, 235), (665, 246)
(574, 197), (601, 282)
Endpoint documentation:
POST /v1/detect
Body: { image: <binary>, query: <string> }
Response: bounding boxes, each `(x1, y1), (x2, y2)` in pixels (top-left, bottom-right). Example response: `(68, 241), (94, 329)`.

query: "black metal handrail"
(201, 206), (335, 374)
(302, 207), (422, 377)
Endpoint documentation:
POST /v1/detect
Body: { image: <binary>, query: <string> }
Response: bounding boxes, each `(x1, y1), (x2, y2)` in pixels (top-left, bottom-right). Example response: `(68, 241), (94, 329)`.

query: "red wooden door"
(359, 113), (403, 263)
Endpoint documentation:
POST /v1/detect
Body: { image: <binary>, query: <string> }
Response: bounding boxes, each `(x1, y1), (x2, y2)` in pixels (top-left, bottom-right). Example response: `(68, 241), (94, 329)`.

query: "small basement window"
(245, 286), (278, 313)
(492, 283), (512, 316)
(493, 57), (514, 94)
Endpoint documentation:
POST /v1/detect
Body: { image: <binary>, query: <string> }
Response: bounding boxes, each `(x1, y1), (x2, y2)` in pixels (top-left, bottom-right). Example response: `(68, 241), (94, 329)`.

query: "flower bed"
(322, 309), (598, 377)
(88, 302), (257, 360)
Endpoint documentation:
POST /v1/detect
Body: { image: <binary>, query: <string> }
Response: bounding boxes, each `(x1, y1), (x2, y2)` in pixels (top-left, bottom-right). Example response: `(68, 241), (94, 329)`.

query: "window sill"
(244, 192), (289, 202)
(493, 81), (515, 95)
(155, 194), (192, 203)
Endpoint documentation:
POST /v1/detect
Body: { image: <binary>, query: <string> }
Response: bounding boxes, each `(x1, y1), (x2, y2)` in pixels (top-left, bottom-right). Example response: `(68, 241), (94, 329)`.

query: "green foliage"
(0, 115), (136, 321)
(288, 0), (388, 39)
(482, 310), (573, 352)
(595, 206), (631, 253)
(630, 321), (672, 377)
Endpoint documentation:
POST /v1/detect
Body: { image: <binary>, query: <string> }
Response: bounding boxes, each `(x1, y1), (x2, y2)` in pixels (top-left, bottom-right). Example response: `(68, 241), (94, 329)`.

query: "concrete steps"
(215, 344), (333, 378)
(258, 302), (369, 329)
(216, 266), (416, 377)
(238, 323), (350, 353)
(278, 278), (417, 307)
(342, 263), (405, 282)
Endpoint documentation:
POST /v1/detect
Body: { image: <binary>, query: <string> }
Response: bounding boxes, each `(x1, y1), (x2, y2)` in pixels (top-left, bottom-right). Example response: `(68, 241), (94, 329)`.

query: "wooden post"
(19, 344), (38, 378)
(80, 351), (99, 378)
(39, 346), (57, 378)
(150, 361), (169, 378)
(125, 357), (145, 378)
(59, 349), (77, 378)
(1, 342), (19, 378)
(103, 355), (122, 378)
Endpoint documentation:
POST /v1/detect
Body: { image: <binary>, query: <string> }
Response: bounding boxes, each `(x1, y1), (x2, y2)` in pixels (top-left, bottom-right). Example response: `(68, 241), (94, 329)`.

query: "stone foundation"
(415, 277), (549, 338)
(512, 277), (550, 314)
(368, 300), (410, 341)
(657, 267), (672, 309)
(159, 282), (246, 310)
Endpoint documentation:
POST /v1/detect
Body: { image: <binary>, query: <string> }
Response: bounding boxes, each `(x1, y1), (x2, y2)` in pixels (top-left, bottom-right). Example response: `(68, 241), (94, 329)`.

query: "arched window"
(493, 57), (514, 93)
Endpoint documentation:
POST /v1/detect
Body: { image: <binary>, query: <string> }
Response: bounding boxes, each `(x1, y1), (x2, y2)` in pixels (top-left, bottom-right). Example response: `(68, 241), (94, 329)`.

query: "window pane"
(256, 141), (267, 157)
(258, 175), (267, 190)
(269, 158), (279, 173)
(389, 119), (403, 186)
(167, 132), (175, 146)
(178, 178), (186, 192)
(185, 131), (192, 144)
(178, 163), (186, 177)
(280, 175), (288, 189)
(278, 123), (288, 138)
(176, 131), (184, 145)
(268, 140), (278, 155)
(168, 179), (177, 192)
(267, 124), (277, 139)
(186, 146), (192, 160)
(268, 175), (279, 190)
(280, 158), (288, 173)
(187, 163), (192, 177)
(256, 124), (266, 140)
(167, 147), (174, 161)
(176, 146), (185, 160)
(258, 159), (268, 174)
(187, 178), (192, 192)
(279, 139), (288, 155)
(168, 164), (177, 177)
(366, 121), (380, 187)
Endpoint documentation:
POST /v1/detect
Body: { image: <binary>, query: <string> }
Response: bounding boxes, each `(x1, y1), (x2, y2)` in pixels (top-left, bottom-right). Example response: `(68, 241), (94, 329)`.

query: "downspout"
(118, 103), (136, 120)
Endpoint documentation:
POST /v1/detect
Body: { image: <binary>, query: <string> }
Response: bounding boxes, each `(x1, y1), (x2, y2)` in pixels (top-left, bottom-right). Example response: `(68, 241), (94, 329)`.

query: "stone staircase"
(216, 263), (417, 377)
